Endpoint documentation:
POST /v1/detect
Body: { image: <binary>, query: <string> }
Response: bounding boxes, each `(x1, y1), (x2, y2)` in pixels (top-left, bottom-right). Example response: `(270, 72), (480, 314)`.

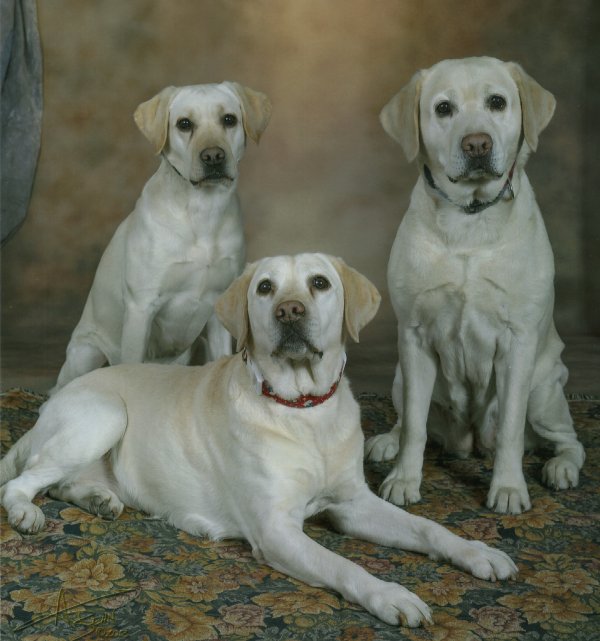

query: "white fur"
(367, 57), (585, 514)
(1, 253), (517, 627)
(51, 82), (271, 393)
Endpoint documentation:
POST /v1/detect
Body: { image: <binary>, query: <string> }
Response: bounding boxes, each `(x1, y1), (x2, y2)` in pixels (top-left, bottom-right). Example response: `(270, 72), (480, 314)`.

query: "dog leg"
(527, 365), (585, 489)
(206, 312), (233, 360)
(49, 481), (124, 520)
(365, 362), (403, 461)
(251, 514), (433, 627)
(121, 303), (153, 363)
(1, 389), (127, 534)
(51, 341), (107, 393)
(487, 342), (536, 514)
(48, 458), (124, 520)
(327, 485), (518, 583)
(379, 337), (437, 506)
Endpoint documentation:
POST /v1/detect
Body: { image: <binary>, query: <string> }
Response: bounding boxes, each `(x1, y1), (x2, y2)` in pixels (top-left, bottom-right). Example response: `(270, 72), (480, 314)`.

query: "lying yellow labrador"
(366, 57), (585, 514)
(52, 82), (271, 393)
(1, 254), (517, 626)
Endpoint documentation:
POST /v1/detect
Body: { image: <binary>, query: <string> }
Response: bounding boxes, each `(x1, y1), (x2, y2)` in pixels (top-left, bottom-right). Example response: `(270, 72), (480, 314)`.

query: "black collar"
(423, 163), (515, 215)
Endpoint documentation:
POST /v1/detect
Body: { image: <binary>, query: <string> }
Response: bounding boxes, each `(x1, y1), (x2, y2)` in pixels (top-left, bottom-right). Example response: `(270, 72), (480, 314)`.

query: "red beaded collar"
(242, 350), (345, 409)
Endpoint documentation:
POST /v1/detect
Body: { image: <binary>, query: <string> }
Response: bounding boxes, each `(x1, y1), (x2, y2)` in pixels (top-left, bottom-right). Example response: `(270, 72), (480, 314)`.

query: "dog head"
(215, 254), (381, 361)
(380, 57), (555, 205)
(134, 82), (271, 189)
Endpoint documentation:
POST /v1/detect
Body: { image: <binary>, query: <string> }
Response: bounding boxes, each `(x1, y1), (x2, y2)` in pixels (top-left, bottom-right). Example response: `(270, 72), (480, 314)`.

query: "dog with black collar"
(1, 253), (517, 627)
(366, 57), (585, 514)
(51, 82), (271, 393)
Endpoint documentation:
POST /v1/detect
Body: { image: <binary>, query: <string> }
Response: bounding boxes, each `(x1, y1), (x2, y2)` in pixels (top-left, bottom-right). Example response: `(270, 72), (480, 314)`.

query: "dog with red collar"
(1, 253), (517, 627)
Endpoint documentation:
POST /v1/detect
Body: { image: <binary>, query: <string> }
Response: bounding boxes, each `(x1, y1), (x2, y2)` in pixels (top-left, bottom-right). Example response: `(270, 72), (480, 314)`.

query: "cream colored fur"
(366, 57), (585, 514)
(51, 82), (271, 393)
(1, 253), (517, 627)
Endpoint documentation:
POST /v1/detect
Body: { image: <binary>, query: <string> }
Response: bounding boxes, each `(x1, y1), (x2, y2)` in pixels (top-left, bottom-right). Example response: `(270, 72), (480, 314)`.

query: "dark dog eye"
(222, 114), (238, 128)
(176, 118), (193, 132)
(488, 95), (507, 111)
(312, 276), (330, 291)
(257, 279), (273, 295)
(435, 101), (453, 117)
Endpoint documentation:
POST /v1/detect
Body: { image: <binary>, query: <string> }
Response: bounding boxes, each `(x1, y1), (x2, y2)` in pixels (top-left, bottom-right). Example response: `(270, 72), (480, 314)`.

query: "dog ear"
(329, 257), (381, 343)
(507, 62), (556, 152)
(215, 262), (258, 351)
(223, 82), (272, 144)
(379, 70), (424, 162)
(133, 86), (177, 154)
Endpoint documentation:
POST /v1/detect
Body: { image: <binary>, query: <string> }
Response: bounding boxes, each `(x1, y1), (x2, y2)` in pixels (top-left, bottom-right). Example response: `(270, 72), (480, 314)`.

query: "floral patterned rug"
(1, 389), (598, 641)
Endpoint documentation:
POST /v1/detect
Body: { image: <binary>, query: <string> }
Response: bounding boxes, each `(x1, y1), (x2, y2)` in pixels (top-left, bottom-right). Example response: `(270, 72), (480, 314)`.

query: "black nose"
(461, 133), (493, 158)
(200, 146), (226, 166)
(275, 300), (305, 324)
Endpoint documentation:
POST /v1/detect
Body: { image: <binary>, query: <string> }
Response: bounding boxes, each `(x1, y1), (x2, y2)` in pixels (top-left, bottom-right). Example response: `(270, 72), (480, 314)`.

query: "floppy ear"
(506, 62), (556, 152)
(223, 82), (272, 144)
(215, 262), (258, 351)
(133, 85), (178, 154)
(379, 70), (424, 162)
(329, 257), (381, 343)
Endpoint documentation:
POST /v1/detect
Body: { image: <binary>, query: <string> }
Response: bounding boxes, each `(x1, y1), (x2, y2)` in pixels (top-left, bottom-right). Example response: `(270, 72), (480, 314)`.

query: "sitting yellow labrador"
(366, 57), (585, 514)
(51, 82), (271, 393)
(1, 254), (517, 627)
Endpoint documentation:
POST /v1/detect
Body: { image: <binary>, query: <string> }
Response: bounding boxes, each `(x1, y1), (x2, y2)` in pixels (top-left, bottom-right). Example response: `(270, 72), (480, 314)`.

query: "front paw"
(487, 481), (531, 514)
(460, 540), (518, 582)
(365, 432), (399, 462)
(363, 581), (433, 627)
(380, 469), (421, 506)
(8, 503), (45, 534)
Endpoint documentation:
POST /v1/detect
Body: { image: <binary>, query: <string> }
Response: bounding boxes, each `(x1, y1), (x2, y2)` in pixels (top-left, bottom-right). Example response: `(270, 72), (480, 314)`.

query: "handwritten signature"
(15, 587), (135, 640)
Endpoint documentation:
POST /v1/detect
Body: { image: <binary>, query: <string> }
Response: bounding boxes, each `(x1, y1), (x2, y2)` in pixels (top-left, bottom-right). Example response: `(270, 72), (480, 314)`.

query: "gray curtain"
(1, 0), (42, 245)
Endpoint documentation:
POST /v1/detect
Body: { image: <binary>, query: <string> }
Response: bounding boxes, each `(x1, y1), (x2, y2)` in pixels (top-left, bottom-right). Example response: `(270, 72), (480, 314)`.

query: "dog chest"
(237, 399), (365, 520)
(148, 254), (239, 353)
(409, 252), (515, 388)
(159, 251), (237, 296)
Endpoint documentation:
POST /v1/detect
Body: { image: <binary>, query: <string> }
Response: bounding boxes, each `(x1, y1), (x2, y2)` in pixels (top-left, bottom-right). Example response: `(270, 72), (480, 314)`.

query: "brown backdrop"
(2, 0), (598, 389)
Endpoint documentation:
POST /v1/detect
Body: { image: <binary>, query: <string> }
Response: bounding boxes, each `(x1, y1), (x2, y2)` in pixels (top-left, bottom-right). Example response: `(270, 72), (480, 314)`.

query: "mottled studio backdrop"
(1, 0), (599, 388)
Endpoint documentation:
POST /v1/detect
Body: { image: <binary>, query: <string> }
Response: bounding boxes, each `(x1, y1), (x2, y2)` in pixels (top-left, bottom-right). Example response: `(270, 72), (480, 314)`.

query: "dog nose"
(200, 146), (226, 166)
(275, 300), (305, 324)
(461, 133), (493, 158)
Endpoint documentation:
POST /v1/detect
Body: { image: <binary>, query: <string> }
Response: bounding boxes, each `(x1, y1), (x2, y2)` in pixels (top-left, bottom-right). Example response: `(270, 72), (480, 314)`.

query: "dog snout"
(275, 300), (306, 324)
(200, 146), (226, 167)
(461, 133), (493, 158)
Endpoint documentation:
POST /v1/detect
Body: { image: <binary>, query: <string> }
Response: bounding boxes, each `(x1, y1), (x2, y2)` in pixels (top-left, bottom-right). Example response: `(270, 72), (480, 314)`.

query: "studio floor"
(1, 334), (598, 398)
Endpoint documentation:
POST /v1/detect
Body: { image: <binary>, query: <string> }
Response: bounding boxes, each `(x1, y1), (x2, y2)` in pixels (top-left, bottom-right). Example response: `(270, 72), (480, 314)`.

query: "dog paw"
(8, 503), (45, 534)
(365, 433), (400, 462)
(486, 483), (531, 514)
(380, 472), (421, 506)
(363, 582), (433, 627)
(542, 456), (580, 490)
(88, 491), (124, 520)
(459, 540), (518, 582)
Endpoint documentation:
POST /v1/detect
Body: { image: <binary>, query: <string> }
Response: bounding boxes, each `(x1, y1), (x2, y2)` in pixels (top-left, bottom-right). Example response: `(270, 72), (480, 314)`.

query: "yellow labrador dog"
(1, 254), (517, 627)
(51, 82), (271, 393)
(366, 57), (585, 514)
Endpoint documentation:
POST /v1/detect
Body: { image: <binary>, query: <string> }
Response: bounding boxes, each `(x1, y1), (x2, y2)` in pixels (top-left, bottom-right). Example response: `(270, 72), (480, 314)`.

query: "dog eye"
(176, 118), (193, 132)
(311, 276), (330, 291)
(488, 95), (507, 111)
(222, 114), (238, 128)
(435, 101), (453, 117)
(257, 279), (273, 295)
